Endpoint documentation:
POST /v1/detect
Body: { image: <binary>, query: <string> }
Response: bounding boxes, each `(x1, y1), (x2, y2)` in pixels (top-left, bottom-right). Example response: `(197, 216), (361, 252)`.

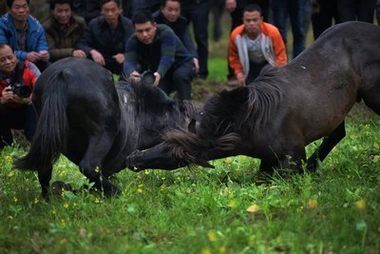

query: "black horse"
(14, 57), (197, 198)
(126, 21), (380, 173)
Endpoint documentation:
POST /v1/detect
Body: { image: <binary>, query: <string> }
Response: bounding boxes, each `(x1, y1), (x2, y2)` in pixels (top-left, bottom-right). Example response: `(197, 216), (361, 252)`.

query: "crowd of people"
(0, 0), (379, 149)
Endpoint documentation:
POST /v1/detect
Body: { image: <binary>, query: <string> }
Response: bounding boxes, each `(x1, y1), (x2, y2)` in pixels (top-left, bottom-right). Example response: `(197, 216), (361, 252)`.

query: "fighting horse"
(126, 21), (380, 173)
(14, 57), (197, 199)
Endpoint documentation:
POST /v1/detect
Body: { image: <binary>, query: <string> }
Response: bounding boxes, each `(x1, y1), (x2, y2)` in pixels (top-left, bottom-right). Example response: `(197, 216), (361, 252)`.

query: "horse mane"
(200, 66), (284, 137)
(244, 66), (284, 134)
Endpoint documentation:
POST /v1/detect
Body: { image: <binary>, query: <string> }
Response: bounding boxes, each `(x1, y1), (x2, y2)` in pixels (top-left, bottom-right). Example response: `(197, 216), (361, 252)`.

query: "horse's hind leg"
(38, 166), (52, 201)
(307, 121), (346, 172)
(79, 133), (120, 197)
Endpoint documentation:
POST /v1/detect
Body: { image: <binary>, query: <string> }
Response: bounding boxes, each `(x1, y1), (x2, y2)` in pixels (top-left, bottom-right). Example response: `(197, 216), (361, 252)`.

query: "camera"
(10, 82), (32, 98)
(140, 70), (156, 86)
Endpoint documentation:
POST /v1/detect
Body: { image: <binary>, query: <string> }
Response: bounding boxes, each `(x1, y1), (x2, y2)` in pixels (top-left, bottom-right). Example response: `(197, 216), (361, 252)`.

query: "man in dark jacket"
(153, 0), (199, 73)
(124, 11), (194, 101)
(76, 0), (133, 75)
(43, 0), (87, 62)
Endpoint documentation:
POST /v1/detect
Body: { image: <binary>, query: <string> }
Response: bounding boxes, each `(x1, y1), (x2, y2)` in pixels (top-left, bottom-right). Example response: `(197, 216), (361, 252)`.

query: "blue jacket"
(0, 13), (48, 61)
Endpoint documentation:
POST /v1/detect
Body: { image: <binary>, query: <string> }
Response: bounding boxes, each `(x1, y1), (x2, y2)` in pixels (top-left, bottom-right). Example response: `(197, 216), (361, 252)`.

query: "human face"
(10, 0), (30, 24)
(243, 10), (263, 37)
(0, 45), (18, 74)
(134, 22), (157, 45)
(53, 3), (72, 26)
(161, 0), (180, 23)
(101, 1), (122, 27)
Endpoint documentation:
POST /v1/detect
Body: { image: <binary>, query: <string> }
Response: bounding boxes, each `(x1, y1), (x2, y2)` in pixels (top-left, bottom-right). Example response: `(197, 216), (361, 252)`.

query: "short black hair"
(101, 0), (121, 8)
(160, 0), (180, 8)
(243, 4), (262, 16)
(6, 0), (30, 8)
(49, 0), (73, 10)
(132, 11), (155, 26)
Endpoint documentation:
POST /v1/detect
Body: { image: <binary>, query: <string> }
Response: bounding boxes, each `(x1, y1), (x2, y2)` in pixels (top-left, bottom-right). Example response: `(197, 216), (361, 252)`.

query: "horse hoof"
(51, 181), (73, 196)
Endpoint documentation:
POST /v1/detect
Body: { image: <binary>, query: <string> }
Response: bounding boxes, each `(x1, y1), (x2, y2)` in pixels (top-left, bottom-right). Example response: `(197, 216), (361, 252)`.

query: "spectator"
(76, 0), (133, 75)
(311, 0), (340, 39)
(337, 0), (377, 23)
(124, 11), (194, 101)
(43, 0), (87, 62)
(271, 0), (309, 58)
(72, 0), (101, 24)
(228, 4), (287, 86)
(0, 43), (40, 149)
(153, 0), (199, 73)
(0, 0), (49, 70)
(225, 0), (270, 29)
(225, 0), (270, 81)
(180, 0), (209, 79)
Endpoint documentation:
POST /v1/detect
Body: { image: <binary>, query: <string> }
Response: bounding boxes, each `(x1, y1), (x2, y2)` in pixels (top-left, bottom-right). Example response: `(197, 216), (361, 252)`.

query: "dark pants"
(337, 0), (377, 23)
(158, 61), (194, 100)
(272, 0), (309, 58)
(246, 62), (268, 85)
(0, 104), (37, 148)
(311, 0), (340, 39)
(181, 0), (210, 79)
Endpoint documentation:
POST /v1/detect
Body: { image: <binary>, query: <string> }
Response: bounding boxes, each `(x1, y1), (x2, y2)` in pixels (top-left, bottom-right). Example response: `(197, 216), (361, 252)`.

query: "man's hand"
(225, 0), (237, 12)
(153, 72), (161, 86)
(12, 94), (30, 104)
(38, 50), (49, 62)
(0, 86), (13, 103)
(236, 72), (245, 87)
(26, 51), (41, 62)
(193, 58), (199, 74)
(129, 71), (141, 82)
(72, 49), (87, 58)
(112, 53), (125, 64)
(90, 49), (105, 66)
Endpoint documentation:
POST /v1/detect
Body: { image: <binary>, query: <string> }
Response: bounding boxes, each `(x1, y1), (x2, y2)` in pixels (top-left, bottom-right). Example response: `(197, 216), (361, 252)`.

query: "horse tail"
(14, 70), (70, 172)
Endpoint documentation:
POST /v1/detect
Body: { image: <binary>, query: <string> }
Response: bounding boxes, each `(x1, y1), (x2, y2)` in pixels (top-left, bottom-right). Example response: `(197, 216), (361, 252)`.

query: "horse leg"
(38, 166), (52, 201)
(278, 145), (307, 175)
(307, 121), (346, 172)
(259, 158), (278, 176)
(79, 134), (120, 197)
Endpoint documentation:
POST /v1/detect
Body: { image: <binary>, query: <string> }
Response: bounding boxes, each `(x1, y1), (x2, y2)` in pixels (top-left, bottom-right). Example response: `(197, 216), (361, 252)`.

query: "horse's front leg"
(38, 166), (52, 201)
(278, 145), (307, 175)
(307, 121), (346, 172)
(79, 134), (120, 197)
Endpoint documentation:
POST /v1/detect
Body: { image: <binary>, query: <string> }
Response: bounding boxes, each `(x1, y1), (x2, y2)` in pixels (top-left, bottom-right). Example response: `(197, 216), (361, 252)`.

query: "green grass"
(1, 18), (380, 253)
(1, 105), (380, 253)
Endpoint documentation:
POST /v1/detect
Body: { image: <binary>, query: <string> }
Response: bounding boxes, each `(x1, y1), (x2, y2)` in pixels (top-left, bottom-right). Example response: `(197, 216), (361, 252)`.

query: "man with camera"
(124, 11), (194, 101)
(0, 43), (40, 149)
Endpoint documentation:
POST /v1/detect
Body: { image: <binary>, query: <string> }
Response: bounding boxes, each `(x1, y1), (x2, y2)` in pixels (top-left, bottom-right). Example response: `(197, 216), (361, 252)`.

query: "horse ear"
(188, 118), (197, 133)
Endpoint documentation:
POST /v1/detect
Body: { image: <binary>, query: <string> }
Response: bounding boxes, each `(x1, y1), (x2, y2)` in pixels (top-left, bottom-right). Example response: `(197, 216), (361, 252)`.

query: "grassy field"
(0, 105), (379, 253)
(1, 17), (380, 254)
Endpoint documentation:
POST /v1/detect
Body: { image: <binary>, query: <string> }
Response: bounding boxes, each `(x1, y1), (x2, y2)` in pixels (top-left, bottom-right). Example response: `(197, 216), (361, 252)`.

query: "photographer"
(0, 44), (40, 149)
